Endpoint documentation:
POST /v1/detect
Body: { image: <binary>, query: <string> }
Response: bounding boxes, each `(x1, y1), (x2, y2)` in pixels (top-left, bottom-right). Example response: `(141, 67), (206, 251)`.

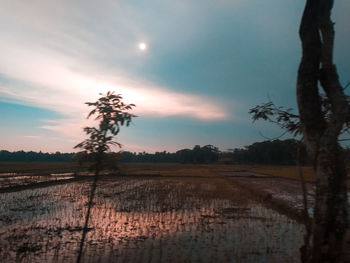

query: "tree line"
(2, 140), (349, 165)
(122, 144), (220, 163)
(0, 150), (75, 162)
(5, 139), (350, 165)
(224, 139), (308, 165)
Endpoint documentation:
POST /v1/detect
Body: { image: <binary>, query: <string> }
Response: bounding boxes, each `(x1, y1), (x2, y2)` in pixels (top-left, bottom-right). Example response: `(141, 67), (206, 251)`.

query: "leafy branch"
(250, 89), (350, 138)
(249, 100), (301, 136)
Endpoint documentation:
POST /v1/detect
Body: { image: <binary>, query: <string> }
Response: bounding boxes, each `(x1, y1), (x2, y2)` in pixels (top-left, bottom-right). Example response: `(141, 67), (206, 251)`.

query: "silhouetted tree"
(75, 91), (135, 263)
(176, 148), (194, 163)
(74, 91), (136, 176)
(251, 1), (349, 261)
(227, 139), (307, 165)
(297, 1), (349, 261)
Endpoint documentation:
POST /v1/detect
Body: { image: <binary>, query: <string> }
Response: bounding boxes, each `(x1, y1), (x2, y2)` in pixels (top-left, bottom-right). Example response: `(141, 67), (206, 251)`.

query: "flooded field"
(0, 174), (304, 262)
(0, 162), (90, 190)
(0, 173), (75, 189)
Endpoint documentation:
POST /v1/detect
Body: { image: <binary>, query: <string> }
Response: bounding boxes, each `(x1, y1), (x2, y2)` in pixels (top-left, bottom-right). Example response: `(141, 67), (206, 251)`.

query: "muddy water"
(0, 177), (304, 262)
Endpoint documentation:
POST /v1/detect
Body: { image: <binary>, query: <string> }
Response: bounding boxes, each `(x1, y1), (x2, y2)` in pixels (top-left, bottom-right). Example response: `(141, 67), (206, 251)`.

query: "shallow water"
(0, 174), (75, 189)
(0, 173), (18, 177)
(0, 177), (304, 262)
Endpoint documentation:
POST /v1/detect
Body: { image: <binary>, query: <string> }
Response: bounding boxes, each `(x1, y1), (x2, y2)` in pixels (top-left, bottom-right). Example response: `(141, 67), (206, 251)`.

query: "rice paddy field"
(0, 163), (305, 262)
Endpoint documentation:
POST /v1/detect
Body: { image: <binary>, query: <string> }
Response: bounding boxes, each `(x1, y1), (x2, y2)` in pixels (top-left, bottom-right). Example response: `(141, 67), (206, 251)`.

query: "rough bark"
(297, 141), (312, 263)
(297, 0), (349, 262)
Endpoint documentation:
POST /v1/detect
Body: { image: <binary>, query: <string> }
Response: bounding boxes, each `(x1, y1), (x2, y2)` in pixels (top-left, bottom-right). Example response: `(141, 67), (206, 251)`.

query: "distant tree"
(176, 148), (194, 163)
(227, 139), (306, 165)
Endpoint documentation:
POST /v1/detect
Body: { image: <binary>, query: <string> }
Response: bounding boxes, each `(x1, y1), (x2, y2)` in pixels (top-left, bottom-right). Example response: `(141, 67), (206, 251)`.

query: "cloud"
(22, 135), (40, 139)
(0, 0), (229, 141)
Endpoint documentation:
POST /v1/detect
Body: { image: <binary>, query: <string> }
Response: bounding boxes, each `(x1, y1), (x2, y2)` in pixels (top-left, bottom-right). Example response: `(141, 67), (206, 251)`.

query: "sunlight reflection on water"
(0, 177), (304, 262)
(0, 174), (75, 188)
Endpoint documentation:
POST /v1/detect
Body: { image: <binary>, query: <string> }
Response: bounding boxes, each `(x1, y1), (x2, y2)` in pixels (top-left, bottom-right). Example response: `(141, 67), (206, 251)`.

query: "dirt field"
(0, 163), (304, 262)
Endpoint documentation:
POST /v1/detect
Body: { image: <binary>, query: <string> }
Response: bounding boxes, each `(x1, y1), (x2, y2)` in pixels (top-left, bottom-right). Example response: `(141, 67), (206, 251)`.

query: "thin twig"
(258, 130), (288, 141)
(343, 81), (350, 90)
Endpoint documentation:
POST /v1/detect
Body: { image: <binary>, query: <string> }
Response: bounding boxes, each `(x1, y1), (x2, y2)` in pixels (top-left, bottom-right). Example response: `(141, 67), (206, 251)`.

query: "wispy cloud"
(22, 135), (40, 139)
(0, 0), (229, 141)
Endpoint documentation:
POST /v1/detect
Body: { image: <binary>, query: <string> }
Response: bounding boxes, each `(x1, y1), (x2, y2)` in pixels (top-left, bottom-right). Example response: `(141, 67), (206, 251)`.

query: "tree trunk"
(297, 0), (349, 262)
(297, 141), (312, 263)
(311, 142), (348, 262)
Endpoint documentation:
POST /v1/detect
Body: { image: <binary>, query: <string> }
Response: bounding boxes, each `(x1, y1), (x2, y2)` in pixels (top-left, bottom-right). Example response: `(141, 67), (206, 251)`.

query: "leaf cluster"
(86, 91), (136, 136)
(74, 127), (122, 154)
(249, 101), (301, 136)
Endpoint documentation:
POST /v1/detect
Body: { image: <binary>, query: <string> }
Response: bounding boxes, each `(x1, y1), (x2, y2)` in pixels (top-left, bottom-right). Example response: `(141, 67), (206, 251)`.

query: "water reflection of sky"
(0, 178), (304, 262)
(0, 173), (74, 188)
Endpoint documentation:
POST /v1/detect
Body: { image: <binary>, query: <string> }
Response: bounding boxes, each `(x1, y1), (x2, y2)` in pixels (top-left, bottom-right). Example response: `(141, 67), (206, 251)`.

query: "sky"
(0, 0), (349, 153)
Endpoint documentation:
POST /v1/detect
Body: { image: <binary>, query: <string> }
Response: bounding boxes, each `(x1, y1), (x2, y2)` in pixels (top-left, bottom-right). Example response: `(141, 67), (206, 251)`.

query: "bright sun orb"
(138, 42), (147, 51)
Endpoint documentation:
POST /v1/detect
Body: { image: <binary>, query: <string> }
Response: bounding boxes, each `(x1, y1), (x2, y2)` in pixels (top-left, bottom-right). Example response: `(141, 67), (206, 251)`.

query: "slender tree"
(75, 91), (135, 263)
(74, 91), (136, 176)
